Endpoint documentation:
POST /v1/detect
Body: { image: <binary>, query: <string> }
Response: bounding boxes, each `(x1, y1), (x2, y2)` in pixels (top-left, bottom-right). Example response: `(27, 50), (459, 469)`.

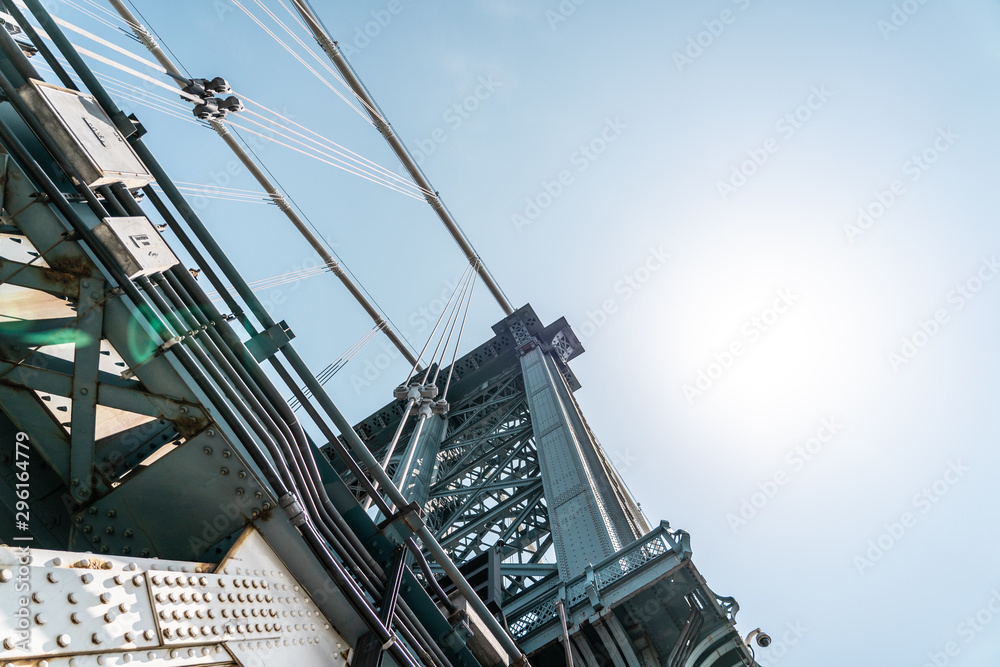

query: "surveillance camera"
(744, 628), (771, 649)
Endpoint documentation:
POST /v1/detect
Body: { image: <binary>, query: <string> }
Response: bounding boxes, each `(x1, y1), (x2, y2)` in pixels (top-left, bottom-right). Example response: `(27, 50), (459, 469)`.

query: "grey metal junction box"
(17, 78), (153, 188)
(92, 216), (178, 279)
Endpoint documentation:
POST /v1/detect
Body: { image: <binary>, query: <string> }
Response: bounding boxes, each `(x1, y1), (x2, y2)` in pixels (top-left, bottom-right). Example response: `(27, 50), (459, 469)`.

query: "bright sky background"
(29, 0), (1000, 664)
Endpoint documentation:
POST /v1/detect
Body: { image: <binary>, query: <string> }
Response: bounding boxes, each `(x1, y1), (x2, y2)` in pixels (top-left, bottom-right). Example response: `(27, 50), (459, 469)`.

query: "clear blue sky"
(34, 0), (1000, 664)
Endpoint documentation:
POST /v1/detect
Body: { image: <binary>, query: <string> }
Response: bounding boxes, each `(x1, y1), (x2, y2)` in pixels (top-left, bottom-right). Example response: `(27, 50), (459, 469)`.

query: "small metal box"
(92, 216), (178, 279)
(17, 78), (153, 188)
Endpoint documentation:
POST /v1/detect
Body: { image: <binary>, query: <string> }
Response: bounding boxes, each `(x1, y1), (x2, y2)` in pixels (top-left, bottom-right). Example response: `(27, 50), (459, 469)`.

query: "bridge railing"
(507, 521), (691, 639)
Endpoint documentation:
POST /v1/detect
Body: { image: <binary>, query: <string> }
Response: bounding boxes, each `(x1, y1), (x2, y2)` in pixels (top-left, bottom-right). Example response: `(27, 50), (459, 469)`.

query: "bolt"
(238, 471), (246, 479)
(254, 491), (262, 499)
(100, 545), (109, 553)
(222, 449), (231, 458)
(140, 549), (150, 557)
(262, 502), (271, 510)
(123, 529), (133, 537)
(82, 524), (92, 533)
(207, 429), (215, 437)
(106, 509), (117, 517)
(105, 526), (114, 534)
(203, 447), (212, 455)
(235, 488), (244, 496)
(87, 506), (97, 514)
(220, 467), (228, 476)
(121, 546), (131, 555)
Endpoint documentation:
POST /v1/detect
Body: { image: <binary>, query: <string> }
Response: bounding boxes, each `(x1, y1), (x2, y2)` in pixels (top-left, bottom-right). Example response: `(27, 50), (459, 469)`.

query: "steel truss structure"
(0, 2), (759, 666)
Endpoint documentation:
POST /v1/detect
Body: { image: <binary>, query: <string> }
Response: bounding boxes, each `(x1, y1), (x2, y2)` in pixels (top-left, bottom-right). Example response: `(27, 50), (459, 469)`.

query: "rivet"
(57, 634), (71, 647)
(91, 633), (102, 645)
(34, 613), (46, 625)
(80, 387), (88, 395)
(67, 593), (77, 604)
(0, 569), (11, 583)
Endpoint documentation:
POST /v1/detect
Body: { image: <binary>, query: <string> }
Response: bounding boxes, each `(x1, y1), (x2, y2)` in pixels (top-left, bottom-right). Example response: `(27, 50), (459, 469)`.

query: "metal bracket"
(245, 320), (294, 362)
(377, 502), (424, 547)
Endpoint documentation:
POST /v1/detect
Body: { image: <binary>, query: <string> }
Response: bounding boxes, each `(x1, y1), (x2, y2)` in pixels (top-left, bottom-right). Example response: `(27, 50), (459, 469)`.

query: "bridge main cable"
(103, 0), (423, 368)
(287, 0), (515, 316)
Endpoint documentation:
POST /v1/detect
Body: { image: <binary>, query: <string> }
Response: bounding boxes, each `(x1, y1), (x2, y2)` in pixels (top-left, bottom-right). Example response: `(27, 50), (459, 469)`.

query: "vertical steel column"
(519, 344), (633, 580)
(393, 413), (446, 508)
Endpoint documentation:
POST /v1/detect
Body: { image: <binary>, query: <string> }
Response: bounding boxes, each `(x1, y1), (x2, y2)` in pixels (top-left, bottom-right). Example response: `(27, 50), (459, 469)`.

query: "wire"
(226, 114), (426, 199)
(223, 118), (425, 201)
(240, 105), (429, 195)
(288, 324), (382, 410)
(442, 267), (477, 400)
(430, 267), (473, 386)
(228, 0), (369, 120)
(406, 265), (472, 386)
